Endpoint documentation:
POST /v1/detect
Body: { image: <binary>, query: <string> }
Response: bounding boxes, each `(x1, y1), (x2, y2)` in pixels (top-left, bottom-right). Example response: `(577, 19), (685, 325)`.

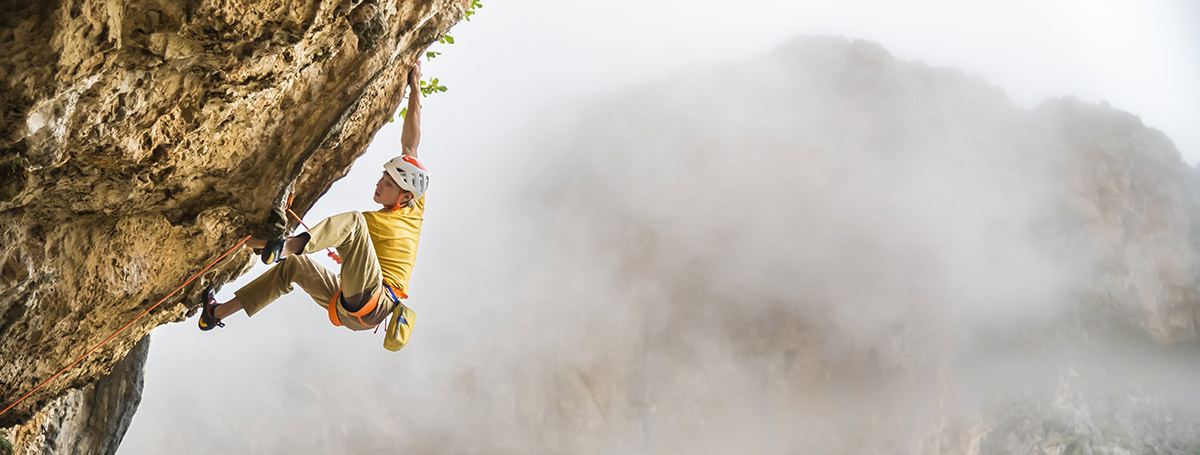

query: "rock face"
(1, 337), (149, 455)
(0, 0), (468, 447)
(4, 10), (1200, 452)
(1038, 97), (1200, 344)
(457, 36), (1200, 453)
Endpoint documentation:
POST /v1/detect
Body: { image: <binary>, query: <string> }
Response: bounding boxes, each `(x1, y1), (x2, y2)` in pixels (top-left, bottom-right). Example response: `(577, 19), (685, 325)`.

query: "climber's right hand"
(408, 60), (421, 89)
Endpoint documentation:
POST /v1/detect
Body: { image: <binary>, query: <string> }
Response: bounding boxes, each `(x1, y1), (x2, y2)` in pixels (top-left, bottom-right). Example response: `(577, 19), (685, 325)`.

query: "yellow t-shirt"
(362, 194), (425, 298)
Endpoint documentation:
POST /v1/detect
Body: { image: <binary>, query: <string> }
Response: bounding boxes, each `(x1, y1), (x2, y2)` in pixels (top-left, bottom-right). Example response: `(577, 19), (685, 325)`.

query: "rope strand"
(287, 207), (341, 264)
(0, 235), (252, 419)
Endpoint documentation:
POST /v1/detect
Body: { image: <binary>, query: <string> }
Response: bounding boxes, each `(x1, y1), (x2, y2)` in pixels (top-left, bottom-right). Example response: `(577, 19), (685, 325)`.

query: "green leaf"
(426, 51), (441, 60)
(399, 108), (407, 119)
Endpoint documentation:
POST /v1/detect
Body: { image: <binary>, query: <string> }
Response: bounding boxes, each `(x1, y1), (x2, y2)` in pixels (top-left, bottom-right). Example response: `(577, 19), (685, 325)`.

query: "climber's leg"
(302, 211), (392, 328)
(211, 298), (242, 320)
(302, 212), (384, 307)
(230, 254), (340, 317)
(258, 235), (310, 264)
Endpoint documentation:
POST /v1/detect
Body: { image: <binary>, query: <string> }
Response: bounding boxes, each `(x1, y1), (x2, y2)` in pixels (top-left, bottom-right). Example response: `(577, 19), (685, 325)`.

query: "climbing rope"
(285, 193), (341, 264)
(286, 207), (342, 264)
(0, 235), (252, 419)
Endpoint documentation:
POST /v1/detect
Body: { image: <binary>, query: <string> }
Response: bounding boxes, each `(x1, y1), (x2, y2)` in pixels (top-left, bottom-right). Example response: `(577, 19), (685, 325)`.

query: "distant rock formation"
(469, 36), (1200, 453)
(0, 0), (468, 451)
(5, 8), (1200, 451)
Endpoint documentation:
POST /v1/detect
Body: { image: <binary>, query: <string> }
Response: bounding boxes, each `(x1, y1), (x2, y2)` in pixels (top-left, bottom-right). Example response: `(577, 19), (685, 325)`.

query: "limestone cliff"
(0, 0), (468, 446)
(1, 338), (148, 455)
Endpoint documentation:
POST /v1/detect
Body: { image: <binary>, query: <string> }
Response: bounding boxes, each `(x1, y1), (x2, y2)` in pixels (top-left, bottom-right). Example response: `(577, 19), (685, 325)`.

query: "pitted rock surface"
(0, 337), (149, 455)
(0, 0), (469, 439)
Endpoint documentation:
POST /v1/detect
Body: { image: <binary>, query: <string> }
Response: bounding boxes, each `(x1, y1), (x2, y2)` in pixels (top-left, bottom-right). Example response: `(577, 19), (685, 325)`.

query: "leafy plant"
(1, 433), (13, 455)
(465, 0), (483, 21)
(420, 78), (448, 96)
(391, 1), (482, 122)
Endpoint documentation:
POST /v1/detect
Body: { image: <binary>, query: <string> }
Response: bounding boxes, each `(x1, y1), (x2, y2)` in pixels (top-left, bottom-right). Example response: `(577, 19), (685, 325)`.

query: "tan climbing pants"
(234, 211), (394, 331)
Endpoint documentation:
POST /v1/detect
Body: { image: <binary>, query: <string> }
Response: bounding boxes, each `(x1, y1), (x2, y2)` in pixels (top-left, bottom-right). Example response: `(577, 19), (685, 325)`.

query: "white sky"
(414, 0), (1199, 164)
(122, 1), (1200, 451)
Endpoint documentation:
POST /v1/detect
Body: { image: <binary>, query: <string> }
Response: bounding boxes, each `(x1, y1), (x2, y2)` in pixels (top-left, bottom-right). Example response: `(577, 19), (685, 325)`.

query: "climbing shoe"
(197, 285), (225, 331)
(260, 237), (286, 264)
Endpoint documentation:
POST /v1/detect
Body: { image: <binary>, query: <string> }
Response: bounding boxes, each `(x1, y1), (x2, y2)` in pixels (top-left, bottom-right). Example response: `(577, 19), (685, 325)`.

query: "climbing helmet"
(383, 155), (429, 200)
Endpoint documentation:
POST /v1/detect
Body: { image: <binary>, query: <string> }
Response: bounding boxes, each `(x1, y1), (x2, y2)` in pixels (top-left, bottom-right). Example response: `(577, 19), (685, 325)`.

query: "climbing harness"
(286, 196), (386, 330)
(325, 283), (406, 328)
(286, 194), (413, 349)
(326, 286), (383, 328)
(0, 235), (251, 420)
(383, 285), (405, 321)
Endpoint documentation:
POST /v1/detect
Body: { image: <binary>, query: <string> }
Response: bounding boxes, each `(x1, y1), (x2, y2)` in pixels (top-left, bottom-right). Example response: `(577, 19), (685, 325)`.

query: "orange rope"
(0, 235), (252, 419)
(287, 207), (341, 264)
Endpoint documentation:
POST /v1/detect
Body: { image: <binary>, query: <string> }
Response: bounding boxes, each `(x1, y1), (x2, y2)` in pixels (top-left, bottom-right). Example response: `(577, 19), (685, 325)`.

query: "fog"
(117, 33), (1200, 454)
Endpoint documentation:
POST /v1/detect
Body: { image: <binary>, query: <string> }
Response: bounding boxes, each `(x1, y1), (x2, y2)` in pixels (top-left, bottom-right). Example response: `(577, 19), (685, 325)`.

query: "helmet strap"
(390, 191), (412, 211)
(391, 193), (403, 211)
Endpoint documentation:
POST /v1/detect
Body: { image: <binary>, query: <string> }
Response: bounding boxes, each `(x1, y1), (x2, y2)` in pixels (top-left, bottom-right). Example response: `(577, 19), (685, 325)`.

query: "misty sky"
(120, 1), (1200, 452)
(426, 0), (1199, 164)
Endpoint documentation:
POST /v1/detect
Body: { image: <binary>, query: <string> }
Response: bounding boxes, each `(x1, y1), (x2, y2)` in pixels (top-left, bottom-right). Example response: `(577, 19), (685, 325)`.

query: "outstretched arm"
(400, 61), (421, 158)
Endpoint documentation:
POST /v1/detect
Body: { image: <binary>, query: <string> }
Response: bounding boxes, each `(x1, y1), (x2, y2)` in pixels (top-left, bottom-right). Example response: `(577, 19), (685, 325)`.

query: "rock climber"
(196, 61), (427, 350)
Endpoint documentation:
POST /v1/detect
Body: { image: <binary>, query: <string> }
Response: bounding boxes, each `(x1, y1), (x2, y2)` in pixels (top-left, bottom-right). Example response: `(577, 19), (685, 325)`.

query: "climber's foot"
(261, 237), (286, 264)
(198, 285), (225, 331)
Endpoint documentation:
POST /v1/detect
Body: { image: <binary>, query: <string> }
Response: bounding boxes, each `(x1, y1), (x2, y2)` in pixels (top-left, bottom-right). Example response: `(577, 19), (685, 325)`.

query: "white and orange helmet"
(383, 155), (429, 200)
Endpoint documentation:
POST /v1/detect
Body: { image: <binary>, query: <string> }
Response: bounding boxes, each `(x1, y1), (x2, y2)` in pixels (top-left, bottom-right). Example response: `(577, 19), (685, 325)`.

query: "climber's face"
(373, 173), (412, 207)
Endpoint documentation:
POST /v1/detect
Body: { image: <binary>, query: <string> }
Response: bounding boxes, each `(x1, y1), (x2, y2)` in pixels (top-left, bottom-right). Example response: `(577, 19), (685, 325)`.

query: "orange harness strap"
(327, 287), (384, 328)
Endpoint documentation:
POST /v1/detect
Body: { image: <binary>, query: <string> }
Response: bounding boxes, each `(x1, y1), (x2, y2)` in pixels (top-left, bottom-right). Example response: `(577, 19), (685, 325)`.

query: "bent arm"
(400, 63), (421, 158)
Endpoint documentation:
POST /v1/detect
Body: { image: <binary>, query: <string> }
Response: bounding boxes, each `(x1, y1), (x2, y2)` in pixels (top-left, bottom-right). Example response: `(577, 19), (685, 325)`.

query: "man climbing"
(196, 61), (427, 351)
